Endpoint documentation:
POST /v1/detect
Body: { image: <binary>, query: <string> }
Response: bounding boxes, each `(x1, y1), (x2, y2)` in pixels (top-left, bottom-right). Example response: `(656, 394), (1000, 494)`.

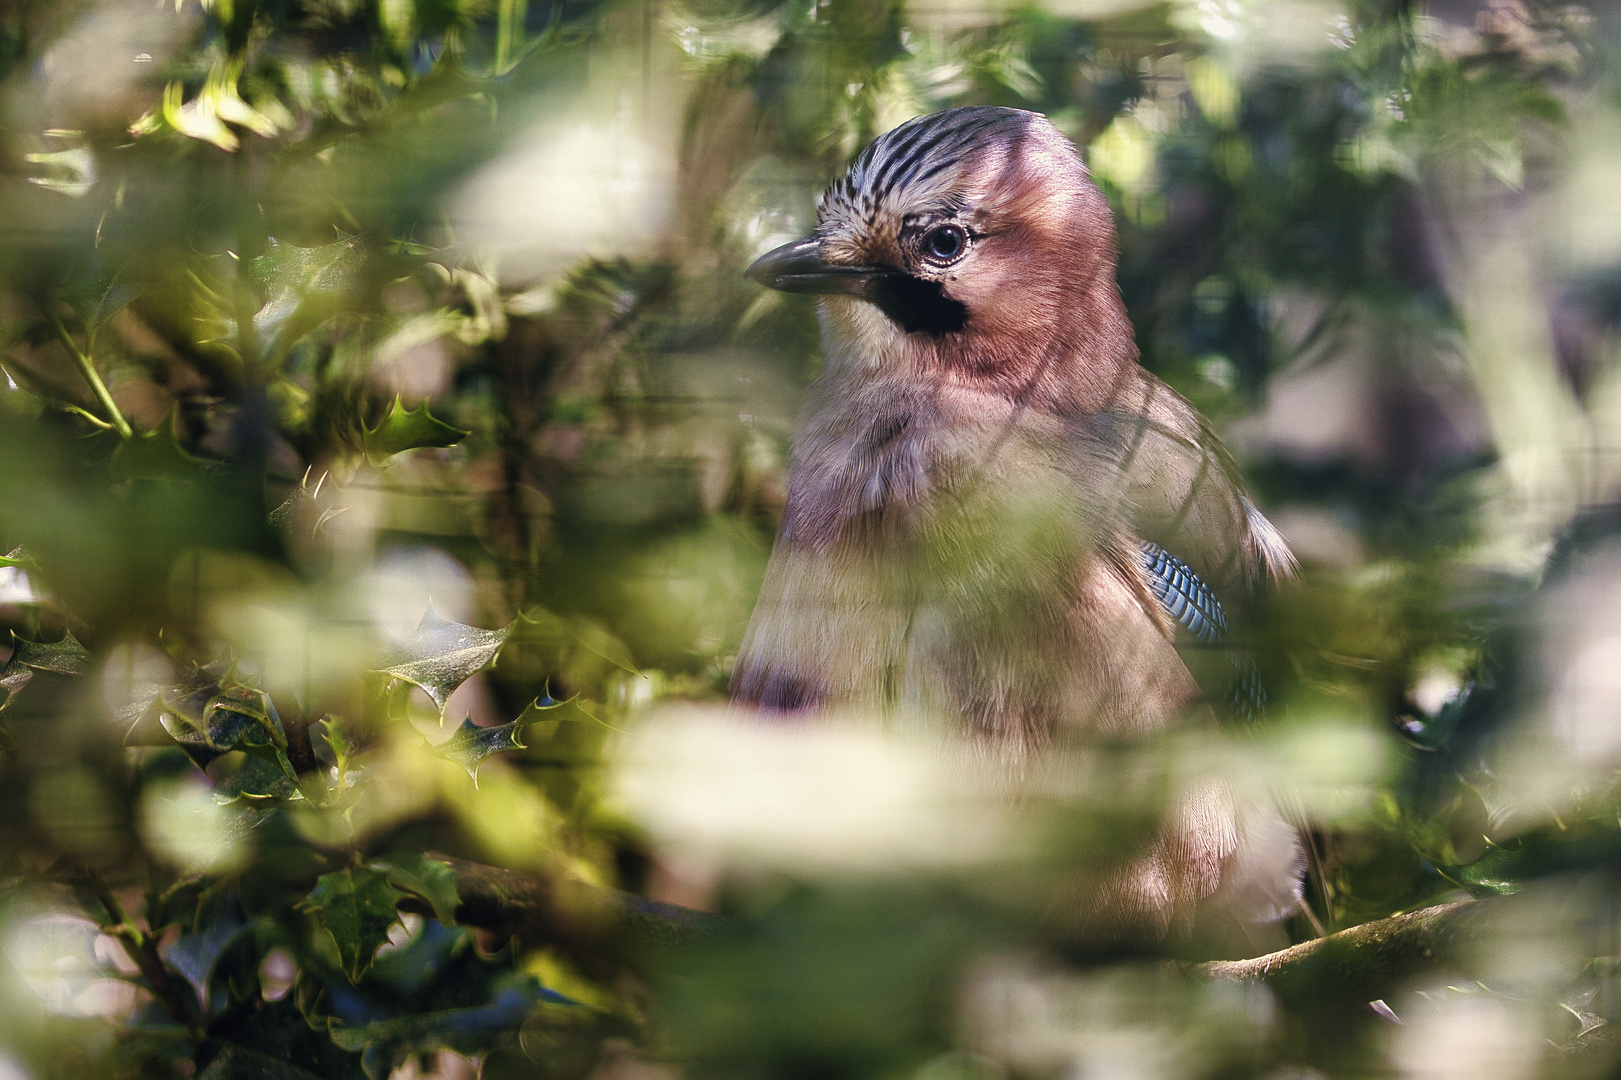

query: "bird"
(732, 106), (1302, 937)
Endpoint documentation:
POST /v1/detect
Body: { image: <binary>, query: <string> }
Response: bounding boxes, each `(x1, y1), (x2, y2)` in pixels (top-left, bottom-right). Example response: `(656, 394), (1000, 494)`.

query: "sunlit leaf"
(362, 395), (469, 463)
(375, 607), (512, 716)
(300, 866), (405, 983)
(10, 629), (90, 675)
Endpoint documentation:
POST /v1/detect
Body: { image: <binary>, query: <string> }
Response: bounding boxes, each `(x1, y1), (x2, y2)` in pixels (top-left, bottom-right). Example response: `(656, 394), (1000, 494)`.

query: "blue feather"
(1138, 541), (1265, 723)
(1139, 541), (1228, 644)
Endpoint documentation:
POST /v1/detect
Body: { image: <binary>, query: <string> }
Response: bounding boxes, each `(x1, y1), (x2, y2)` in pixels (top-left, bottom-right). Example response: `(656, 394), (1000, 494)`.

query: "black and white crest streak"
(817, 106), (1036, 221)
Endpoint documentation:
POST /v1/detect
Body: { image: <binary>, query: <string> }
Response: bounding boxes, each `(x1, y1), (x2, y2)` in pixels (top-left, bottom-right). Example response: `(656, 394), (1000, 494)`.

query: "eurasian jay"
(733, 106), (1302, 935)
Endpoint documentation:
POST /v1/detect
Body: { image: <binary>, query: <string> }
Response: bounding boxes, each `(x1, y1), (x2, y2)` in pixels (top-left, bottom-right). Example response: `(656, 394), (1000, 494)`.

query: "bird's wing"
(1095, 367), (1296, 595)
(1138, 539), (1267, 725)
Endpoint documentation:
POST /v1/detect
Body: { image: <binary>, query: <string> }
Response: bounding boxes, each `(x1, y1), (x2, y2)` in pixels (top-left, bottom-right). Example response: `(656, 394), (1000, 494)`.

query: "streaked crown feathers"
(815, 106), (1042, 226)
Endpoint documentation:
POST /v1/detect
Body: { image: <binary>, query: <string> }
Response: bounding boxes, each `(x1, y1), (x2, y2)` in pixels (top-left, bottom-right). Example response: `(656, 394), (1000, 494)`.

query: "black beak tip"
(743, 251), (777, 288)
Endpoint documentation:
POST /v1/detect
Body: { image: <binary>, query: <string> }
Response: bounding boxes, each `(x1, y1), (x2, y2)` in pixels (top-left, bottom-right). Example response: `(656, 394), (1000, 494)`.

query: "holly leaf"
(252, 238), (366, 365)
(378, 852), (460, 927)
(162, 705), (256, 771)
(313, 716), (360, 778)
(0, 656), (32, 711)
(300, 867), (404, 983)
(513, 686), (569, 724)
(157, 682), (279, 772)
(362, 395), (468, 463)
(11, 628), (90, 674)
(164, 893), (251, 1011)
(200, 995), (368, 1080)
(330, 985), (562, 1080)
(109, 408), (209, 481)
(1, 628), (92, 709)
(215, 743), (302, 802)
(433, 718), (525, 786)
(310, 921), (581, 1080)
(0, 546), (36, 570)
(375, 607), (512, 717)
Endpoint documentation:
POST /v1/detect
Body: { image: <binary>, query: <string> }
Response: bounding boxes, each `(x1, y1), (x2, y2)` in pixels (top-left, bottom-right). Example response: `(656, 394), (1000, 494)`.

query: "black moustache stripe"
(869, 275), (970, 336)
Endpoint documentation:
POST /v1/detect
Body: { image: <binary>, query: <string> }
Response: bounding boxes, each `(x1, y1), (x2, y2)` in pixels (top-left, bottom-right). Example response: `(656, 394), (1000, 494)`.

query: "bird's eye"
(922, 224), (967, 263)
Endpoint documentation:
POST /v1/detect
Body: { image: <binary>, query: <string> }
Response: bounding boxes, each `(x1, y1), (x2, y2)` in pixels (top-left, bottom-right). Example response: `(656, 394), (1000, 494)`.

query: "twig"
(45, 309), (132, 439)
(71, 867), (203, 1038)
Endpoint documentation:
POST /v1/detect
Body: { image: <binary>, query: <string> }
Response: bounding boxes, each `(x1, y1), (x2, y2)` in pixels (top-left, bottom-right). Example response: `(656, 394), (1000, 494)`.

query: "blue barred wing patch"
(1139, 541), (1228, 644)
(1139, 540), (1266, 723)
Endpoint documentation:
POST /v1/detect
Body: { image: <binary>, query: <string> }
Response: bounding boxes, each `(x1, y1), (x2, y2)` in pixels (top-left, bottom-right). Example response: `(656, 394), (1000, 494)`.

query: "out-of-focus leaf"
(62, 265), (141, 335)
(201, 996), (368, 1080)
(109, 410), (209, 481)
(253, 238), (367, 363)
(300, 866), (405, 983)
(311, 921), (581, 1080)
(375, 607), (512, 716)
(199, 1046), (329, 1080)
(433, 718), (526, 785)
(25, 145), (96, 198)
(164, 893), (251, 1011)
(378, 852), (460, 926)
(332, 986), (559, 1080)
(0, 546), (36, 570)
(362, 396), (468, 463)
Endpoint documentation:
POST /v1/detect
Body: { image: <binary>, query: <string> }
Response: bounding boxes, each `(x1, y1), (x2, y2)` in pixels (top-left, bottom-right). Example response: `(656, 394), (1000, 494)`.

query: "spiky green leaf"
(109, 409), (209, 481)
(164, 894), (251, 1011)
(300, 866), (404, 983)
(375, 607), (512, 716)
(378, 852), (460, 927)
(362, 395), (468, 463)
(11, 629), (90, 675)
(433, 717), (525, 785)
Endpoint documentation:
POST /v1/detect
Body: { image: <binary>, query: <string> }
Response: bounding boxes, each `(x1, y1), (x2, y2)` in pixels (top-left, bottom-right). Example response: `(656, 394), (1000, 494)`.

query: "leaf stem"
(46, 309), (132, 439)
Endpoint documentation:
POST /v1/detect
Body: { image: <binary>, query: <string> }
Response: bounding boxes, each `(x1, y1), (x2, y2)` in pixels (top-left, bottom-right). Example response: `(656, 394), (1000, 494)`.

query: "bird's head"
(747, 106), (1135, 399)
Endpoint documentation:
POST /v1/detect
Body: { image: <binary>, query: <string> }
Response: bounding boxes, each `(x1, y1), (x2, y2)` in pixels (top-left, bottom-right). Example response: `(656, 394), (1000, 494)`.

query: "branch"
(433, 854), (1481, 1008)
(1200, 900), (1483, 1004)
(68, 866), (203, 1038)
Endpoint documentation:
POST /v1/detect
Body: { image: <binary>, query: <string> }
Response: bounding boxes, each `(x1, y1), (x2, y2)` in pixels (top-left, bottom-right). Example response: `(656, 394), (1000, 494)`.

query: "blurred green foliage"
(1, 0), (1620, 1079)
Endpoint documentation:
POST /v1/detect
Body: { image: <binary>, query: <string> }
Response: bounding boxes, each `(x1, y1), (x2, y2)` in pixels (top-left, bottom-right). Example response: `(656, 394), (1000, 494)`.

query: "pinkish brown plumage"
(734, 107), (1301, 937)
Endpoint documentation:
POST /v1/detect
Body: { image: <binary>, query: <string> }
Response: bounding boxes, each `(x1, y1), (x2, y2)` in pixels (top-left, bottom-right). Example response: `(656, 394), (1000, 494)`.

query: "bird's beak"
(745, 236), (881, 297)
